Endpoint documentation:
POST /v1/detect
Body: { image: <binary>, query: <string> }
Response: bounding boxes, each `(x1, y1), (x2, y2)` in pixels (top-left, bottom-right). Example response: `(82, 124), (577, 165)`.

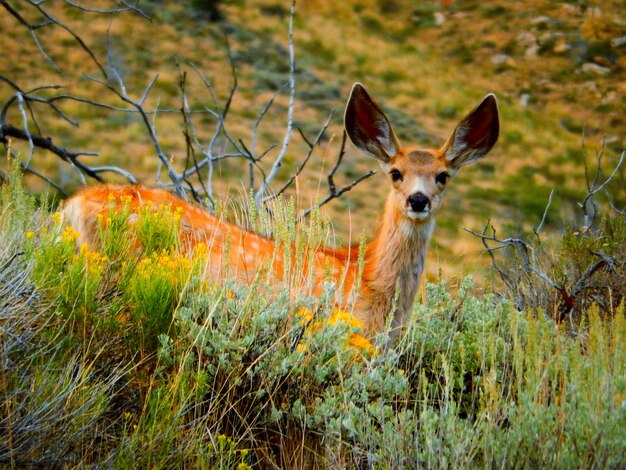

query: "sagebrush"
(1, 167), (624, 468)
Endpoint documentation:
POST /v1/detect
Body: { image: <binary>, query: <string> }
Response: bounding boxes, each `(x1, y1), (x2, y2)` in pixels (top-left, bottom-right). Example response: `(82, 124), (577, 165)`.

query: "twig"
(297, 130), (377, 221)
(254, 0), (297, 207)
(534, 188), (555, 238)
(63, 0), (149, 18)
(463, 223), (572, 315)
(26, 0), (109, 78)
(252, 82), (289, 160)
(263, 113), (333, 204)
(177, 65), (208, 205)
(16, 94), (34, 165)
(249, 83), (289, 189)
(0, 1), (60, 73)
(85, 71), (185, 196)
(187, 60), (251, 203)
(477, 222), (519, 305)
(15, 154), (69, 196)
(580, 144), (625, 230)
(90, 166), (138, 184)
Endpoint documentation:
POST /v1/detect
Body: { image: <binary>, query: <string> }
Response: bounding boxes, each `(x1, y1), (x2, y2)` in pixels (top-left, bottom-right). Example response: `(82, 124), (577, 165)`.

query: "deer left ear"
(442, 94), (499, 169)
(345, 83), (400, 164)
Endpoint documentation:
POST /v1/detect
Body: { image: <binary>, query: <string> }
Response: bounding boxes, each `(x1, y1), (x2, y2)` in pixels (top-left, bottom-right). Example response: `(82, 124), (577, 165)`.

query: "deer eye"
(435, 171), (450, 186)
(389, 169), (403, 182)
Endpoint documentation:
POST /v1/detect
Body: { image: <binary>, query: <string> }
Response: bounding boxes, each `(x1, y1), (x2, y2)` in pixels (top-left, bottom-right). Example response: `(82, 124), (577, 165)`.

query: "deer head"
(344, 83), (499, 223)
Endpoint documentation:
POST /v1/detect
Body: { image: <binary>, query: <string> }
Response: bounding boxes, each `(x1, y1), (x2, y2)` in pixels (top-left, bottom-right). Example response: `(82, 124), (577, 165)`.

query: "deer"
(61, 83), (499, 338)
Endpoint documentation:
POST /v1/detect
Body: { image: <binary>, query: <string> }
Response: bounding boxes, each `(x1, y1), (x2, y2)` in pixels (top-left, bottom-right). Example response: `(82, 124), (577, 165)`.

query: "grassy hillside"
(1, 0), (624, 281)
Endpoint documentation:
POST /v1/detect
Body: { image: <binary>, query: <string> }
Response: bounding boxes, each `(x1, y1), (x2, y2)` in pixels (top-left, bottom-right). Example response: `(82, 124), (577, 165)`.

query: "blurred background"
(1, 0), (624, 282)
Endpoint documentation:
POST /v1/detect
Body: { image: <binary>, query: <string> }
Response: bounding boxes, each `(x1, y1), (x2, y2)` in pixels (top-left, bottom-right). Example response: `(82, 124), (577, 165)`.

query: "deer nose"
(407, 193), (430, 212)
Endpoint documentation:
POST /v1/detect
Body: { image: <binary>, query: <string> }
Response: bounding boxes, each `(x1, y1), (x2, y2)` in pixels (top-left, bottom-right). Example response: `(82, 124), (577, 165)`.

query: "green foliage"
(1, 165), (625, 467)
(0, 163), (122, 466)
(26, 197), (199, 352)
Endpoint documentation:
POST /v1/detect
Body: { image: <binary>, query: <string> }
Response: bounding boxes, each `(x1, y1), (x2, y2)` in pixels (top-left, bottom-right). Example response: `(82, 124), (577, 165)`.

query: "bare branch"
(177, 65), (210, 205)
(252, 83), (289, 160)
(0, 1), (60, 72)
(0, 1), (53, 30)
(221, 34), (238, 120)
(1, 124), (104, 182)
(90, 166), (138, 184)
(249, 82), (288, 189)
(534, 188), (555, 238)
(297, 171), (377, 222)
(478, 222), (518, 302)
(463, 224), (564, 290)
(327, 130), (348, 194)
(264, 113), (333, 204)
(297, 130), (377, 221)
(1, 0), (375, 222)
(26, 0), (109, 78)
(608, 199), (626, 215)
(139, 74), (159, 107)
(188, 63), (221, 117)
(86, 71), (185, 196)
(254, 0), (297, 207)
(63, 0), (149, 18)
(580, 147), (625, 230)
(11, 148), (68, 196)
(119, 1), (152, 19)
(16, 94), (35, 164)
(569, 252), (615, 301)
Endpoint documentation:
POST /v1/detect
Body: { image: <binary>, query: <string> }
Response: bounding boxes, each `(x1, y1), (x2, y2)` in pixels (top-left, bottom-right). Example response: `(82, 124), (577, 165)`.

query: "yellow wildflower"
(51, 212), (62, 225)
(194, 242), (208, 258)
(25, 231), (35, 239)
(348, 333), (379, 355)
(61, 225), (80, 242)
(329, 308), (364, 330)
(174, 205), (183, 224)
(296, 306), (314, 324)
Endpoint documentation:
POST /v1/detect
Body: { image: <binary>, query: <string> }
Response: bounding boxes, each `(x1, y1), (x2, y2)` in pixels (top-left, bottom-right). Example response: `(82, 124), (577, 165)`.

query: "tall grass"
(0, 163), (126, 466)
(1, 165), (624, 468)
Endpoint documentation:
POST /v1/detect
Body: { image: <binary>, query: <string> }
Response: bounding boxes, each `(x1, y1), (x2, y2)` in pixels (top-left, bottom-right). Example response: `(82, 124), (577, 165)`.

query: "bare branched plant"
(466, 147), (625, 334)
(0, 0), (374, 220)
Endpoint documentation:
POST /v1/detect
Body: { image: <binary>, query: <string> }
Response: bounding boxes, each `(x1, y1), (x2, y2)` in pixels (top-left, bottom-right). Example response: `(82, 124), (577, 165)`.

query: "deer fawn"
(62, 83), (499, 337)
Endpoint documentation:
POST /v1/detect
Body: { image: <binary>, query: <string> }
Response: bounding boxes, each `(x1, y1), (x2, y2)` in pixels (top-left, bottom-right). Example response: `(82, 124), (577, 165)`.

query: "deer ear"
(344, 83), (400, 164)
(443, 94), (499, 169)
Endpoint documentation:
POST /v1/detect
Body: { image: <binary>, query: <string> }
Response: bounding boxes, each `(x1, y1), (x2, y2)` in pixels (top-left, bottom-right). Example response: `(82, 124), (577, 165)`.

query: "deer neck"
(363, 193), (434, 335)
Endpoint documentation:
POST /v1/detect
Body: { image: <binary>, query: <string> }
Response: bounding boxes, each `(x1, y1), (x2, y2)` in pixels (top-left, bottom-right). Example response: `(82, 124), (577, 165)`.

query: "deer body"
(62, 84), (499, 337)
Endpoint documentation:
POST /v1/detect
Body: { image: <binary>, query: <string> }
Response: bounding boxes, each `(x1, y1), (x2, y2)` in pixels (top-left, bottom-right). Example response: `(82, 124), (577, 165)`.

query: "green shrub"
(0, 162), (123, 467)
(1, 162), (624, 467)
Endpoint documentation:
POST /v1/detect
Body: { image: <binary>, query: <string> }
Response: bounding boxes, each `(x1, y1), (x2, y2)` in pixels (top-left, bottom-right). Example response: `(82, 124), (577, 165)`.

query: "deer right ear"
(344, 83), (400, 164)
(442, 94), (499, 170)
